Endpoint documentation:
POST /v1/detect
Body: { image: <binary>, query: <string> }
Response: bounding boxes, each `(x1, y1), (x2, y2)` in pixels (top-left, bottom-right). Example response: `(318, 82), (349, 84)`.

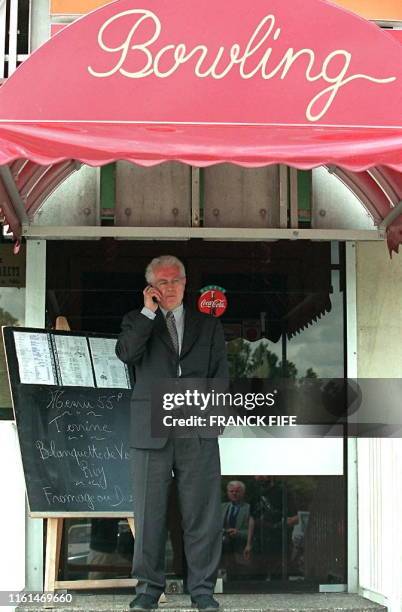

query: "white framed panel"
(219, 438), (343, 475)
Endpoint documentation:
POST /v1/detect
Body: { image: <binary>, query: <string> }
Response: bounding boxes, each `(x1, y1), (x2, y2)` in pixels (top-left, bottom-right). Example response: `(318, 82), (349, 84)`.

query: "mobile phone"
(147, 285), (160, 303)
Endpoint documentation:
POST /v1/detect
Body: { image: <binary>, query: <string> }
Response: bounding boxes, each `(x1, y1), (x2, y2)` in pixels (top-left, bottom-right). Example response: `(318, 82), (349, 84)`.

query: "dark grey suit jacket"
(115, 307), (229, 449)
(221, 501), (250, 544)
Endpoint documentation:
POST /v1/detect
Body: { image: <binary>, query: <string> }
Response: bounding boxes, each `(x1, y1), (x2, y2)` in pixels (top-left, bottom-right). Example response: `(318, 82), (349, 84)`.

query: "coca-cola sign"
(198, 286), (227, 318)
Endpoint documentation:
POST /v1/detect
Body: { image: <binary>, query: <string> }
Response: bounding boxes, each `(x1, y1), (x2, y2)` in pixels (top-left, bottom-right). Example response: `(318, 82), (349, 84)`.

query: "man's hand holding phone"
(143, 285), (163, 312)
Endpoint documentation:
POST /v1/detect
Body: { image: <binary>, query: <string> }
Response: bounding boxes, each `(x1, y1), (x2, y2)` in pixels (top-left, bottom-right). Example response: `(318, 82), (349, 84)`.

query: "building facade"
(0, 1), (402, 609)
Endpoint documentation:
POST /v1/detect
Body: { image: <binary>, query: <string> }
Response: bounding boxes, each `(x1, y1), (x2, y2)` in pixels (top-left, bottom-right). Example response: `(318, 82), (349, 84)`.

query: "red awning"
(1, 0), (402, 169)
(3, 122), (402, 171)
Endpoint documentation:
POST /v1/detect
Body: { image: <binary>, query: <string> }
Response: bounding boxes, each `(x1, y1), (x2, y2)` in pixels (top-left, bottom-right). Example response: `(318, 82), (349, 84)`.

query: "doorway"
(46, 238), (347, 591)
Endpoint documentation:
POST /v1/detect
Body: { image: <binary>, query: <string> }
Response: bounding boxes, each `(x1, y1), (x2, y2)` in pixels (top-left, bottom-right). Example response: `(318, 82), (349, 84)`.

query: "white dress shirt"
(141, 303), (185, 354)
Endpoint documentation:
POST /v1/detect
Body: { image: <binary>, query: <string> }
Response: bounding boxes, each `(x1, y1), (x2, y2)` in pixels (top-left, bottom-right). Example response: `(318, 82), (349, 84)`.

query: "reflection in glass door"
(209, 241), (346, 591)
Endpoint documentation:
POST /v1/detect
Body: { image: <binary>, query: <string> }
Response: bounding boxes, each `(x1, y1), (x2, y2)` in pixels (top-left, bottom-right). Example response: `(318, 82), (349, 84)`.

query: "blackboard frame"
(2, 325), (135, 517)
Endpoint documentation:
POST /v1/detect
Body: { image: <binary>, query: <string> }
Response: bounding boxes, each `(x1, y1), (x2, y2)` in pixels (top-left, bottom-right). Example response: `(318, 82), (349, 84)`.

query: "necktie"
(166, 311), (179, 354)
(227, 503), (239, 528)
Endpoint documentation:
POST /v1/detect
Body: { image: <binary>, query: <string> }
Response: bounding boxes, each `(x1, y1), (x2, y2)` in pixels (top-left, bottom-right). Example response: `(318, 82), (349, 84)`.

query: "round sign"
(198, 286), (227, 317)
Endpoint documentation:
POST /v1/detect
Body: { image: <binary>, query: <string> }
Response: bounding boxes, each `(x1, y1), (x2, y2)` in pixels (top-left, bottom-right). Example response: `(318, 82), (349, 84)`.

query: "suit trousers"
(131, 438), (222, 598)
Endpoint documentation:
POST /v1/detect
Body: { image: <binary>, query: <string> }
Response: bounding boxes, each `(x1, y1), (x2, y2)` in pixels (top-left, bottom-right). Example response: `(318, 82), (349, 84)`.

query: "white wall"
(0, 422), (26, 592)
(356, 241), (402, 610)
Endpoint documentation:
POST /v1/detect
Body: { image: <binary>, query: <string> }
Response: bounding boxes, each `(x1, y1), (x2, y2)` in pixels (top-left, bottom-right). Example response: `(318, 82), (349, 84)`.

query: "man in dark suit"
(221, 480), (252, 580)
(116, 255), (228, 612)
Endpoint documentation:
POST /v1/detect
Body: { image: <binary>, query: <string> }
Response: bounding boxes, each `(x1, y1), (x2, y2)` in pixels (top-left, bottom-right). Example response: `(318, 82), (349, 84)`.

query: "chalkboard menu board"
(2, 326), (134, 516)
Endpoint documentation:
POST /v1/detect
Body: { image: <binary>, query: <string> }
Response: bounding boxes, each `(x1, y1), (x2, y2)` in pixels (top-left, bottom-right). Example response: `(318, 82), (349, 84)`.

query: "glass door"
(46, 238), (347, 591)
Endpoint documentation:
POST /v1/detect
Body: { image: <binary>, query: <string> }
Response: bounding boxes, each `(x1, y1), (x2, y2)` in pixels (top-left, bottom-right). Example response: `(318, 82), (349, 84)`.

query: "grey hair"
(227, 480), (246, 493)
(145, 255), (186, 284)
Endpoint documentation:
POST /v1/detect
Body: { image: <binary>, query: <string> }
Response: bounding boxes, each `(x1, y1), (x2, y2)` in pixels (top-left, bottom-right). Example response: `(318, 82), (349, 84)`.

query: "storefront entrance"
(45, 238), (347, 592)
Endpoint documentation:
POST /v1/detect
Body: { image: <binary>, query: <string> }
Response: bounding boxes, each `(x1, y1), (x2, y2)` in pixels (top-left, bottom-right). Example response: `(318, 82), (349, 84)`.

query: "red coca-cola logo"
(198, 288), (227, 317)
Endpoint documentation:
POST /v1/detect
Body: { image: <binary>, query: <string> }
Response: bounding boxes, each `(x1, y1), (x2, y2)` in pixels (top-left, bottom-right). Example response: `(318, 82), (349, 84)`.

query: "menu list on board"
(13, 331), (130, 389)
(13, 332), (57, 385)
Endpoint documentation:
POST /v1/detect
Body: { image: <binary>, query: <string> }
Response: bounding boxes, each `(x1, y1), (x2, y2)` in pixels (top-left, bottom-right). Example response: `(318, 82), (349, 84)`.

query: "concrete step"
(16, 593), (387, 612)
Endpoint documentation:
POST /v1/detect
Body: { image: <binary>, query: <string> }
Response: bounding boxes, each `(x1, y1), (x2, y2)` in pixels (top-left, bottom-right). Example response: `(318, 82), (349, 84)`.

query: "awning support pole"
(0, 166), (29, 224)
(379, 200), (402, 230)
